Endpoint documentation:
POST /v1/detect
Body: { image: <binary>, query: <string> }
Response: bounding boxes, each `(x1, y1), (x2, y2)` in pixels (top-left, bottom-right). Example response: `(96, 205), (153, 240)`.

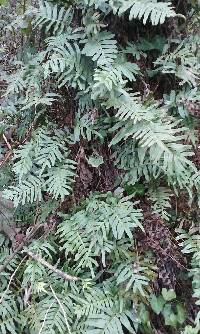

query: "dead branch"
(27, 251), (79, 281)
(3, 134), (12, 150)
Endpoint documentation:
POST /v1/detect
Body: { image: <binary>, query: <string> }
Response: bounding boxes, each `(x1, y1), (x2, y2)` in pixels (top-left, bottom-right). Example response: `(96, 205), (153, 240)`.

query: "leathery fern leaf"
(148, 187), (172, 221)
(3, 128), (76, 206)
(75, 286), (137, 334)
(82, 32), (118, 66)
(109, 96), (195, 182)
(85, 308), (137, 334)
(29, 294), (74, 334)
(177, 228), (200, 326)
(0, 292), (22, 334)
(57, 193), (143, 275)
(45, 162), (76, 200)
(115, 259), (154, 296)
(110, 0), (177, 25)
(3, 175), (43, 207)
(34, 1), (73, 34)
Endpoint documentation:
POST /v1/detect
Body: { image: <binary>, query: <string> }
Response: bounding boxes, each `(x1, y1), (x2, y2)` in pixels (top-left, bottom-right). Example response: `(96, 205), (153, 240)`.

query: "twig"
(0, 150), (12, 168)
(0, 132), (14, 168)
(50, 285), (72, 334)
(3, 134), (12, 150)
(27, 251), (79, 282)
(0, 256), (27, 304)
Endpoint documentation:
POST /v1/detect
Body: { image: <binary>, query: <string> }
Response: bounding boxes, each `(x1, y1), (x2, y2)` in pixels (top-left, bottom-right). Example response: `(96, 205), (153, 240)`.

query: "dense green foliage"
(0, 0), (200, 333)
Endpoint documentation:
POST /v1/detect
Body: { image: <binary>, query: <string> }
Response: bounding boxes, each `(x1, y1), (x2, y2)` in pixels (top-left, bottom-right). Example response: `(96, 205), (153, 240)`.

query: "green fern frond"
(12, 142), (34, 181)
(21, 93), (59, 110)
(110, 98), (195, 183)
(29, 293), (73, 333)
(34, 1), (73, 35)
(58, 193), (143, 275)
(115, 260), (153, 296)
(75, 286), (137, 334)
(110, 0), (177, 25)
(4, 71), (26, 96)
(3, 175), (43, 207)
(148, 187), (172, 221)
(82, 32), (118, 66)
(85, 308), (137, 334)
(45, 162), (76, 200)
(0, 292), (21, 334)
(155, 40), (200, 86)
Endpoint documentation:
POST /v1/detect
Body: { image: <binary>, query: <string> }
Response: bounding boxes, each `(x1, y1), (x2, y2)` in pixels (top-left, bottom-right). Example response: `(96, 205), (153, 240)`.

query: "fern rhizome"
(0, 0), (200, 333)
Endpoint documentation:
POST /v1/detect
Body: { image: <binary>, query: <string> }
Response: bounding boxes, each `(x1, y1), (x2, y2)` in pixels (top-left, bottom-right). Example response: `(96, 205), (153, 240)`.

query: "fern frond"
(4, 71), (26, 96)
(72, 111), (105, 142)
(82, 32), (118, 66)
(75, 286), (137, 334)
(115, 259), (153, 296)
(34, 129), (66, 174)
(45, 28), (85, 47)
(85, 308), (137, 334)
(34, 1), (73, 35)
(177, 228), (200, 326)
(92, 66), (126, 100)
(3, 127), (76, 205)
(148, 187), (172, 221)
(110, 0), (177, 25)
(29, 294), (73, 333)
(12, 142), (34, 180)
(155, 41), (200, 86)
(58, 193), (143, 275)
(75, 287), (115, 318)
(21, 93), (59, 110)
(110, 97), (195, 183)
(0, 292), (21, 334)
(45, 162), (76, 200)
(44, 42), (91, 89)
(3, 175), (43, 207)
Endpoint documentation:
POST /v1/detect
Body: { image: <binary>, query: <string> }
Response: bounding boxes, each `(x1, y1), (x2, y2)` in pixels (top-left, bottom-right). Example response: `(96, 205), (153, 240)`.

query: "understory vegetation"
(0, 0), (200, 333)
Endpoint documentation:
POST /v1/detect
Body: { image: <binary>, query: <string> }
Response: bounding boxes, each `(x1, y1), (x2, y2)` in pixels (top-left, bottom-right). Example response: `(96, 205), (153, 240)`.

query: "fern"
(57, 193), (143, 275)
(155, 40), (200, 86)
(109, 0), (177, 25)
(44, 42), (91, 89)
(34, 1), (73, 35)
(3, 175), (43, 207)
(3, 70), (26, 96)
(148, 187), (172, 221)
(1, 0), (200, 333)
(72, 111), (106, 142)
(29, 293), (74, 333)
(82, 32), (118, 66)
(45, 163), (76, 200)
(0, 292), (22, 334)
(109, 94), (196, 186)
(3, 127), (76, 206)
(112, 139), (162, 185)
(177, 228), (200, 327)
(75, 286), (138, 334)
(21, 92), (59, 110)
(115, 259), (154, 296)
(85, 307), (137, 334)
